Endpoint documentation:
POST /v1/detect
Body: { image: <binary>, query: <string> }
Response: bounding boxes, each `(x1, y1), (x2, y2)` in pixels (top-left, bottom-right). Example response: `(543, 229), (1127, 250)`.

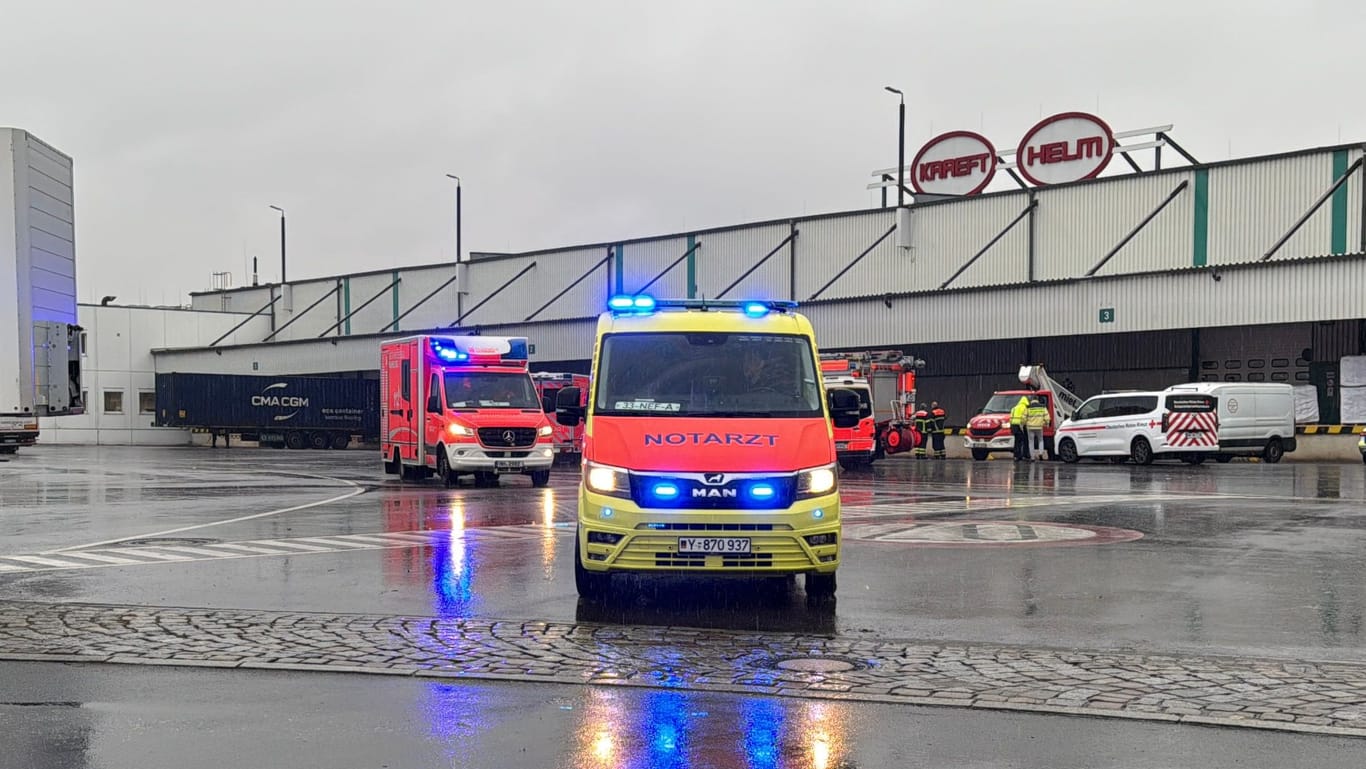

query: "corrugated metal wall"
(1208, 152), (1335, 265)
(620, 237), (691, 298)
(793, 210), (898, 300)
(1035, 171), (1196, 280)
(908, 193), (1030, 289)
(693, 223), (792, 300)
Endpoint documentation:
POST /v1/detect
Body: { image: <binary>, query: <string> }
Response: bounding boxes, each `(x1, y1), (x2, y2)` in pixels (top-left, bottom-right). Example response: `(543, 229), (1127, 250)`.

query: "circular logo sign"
(846, 520), (1143, 548)
(1227, 398), (1239, 414)
(909, 131), (998, 196)
(1015, 112), (1115, 186)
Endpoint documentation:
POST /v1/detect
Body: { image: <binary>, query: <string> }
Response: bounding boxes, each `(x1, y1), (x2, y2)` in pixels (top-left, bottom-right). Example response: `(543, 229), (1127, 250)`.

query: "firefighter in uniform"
(1010, 396), (1030, 462)
(930, 401), (947, 459)
(913, 403), (930, 459)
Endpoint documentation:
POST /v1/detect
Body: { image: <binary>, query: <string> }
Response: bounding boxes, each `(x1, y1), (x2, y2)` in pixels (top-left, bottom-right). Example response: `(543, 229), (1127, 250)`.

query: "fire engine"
(553, 295), (862, 600)
(819, 350), (924, 469)
(380, 335), (555, 487)
(965, 365), (1085, 461)
(532, 372), (589, 462)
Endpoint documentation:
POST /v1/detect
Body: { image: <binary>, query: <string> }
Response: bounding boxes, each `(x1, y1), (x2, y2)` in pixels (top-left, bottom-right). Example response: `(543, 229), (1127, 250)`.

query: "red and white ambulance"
(380, 335), (554, 487)
(532, 372), (589, 461)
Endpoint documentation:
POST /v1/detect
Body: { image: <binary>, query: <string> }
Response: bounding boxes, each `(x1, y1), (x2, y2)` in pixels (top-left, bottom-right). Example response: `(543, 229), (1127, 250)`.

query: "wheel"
(1262, 437), (1284, 464)
(1360, 452), (1366, 465)
(308, 432), (330, 450)
(437, 451), (456, 488)
(530, 469), (551, 487)
(384, 449), (400, 475)
(1058, 439), (1080, 464)
(1109, 456), (1129, 464)
(1182, 453), (1207, 465)
(805, 572), (837, 598)
(330, 433), (351, 451)
(1131, 437), (1154, 466)
(573, 533), (610, 600)
(1215, 454), (1233, 464)
(473, 471), (499, 487)
(970, 448), (989, 461)
(285, 431), (307, 450)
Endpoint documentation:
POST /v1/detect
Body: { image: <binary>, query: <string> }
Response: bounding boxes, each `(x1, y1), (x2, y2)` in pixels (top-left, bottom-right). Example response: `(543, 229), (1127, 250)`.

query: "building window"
(1248, 372), (1266, 382)
(139, 391), (156, 415)
(1271, 372), (1290, 382)
(103, 390), (124, 414)
(1271, 358), (1290, 368)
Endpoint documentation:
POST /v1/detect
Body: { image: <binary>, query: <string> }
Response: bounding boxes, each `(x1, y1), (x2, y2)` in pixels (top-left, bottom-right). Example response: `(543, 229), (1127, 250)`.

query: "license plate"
(494, 460), (523, 472)
(677, 537), (751, 554)
(835, 442), (849, 450)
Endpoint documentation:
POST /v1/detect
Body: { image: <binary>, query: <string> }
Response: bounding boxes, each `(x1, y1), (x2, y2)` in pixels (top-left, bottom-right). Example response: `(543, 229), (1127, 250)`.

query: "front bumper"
(964, 434), (1013, 450)
(576, 487), (840, 576)
(0, 431), (39, 447)
(444, 442), (554, 473)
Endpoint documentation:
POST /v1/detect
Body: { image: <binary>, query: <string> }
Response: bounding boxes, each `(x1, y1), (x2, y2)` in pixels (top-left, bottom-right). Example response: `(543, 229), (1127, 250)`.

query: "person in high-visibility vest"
(1025, 396), (1050, 461)
(1010, 396), (1030, 462)
(1358, 430), (1365, 465)
(913, 404), (930, 459)
(930, 401), (948, 459)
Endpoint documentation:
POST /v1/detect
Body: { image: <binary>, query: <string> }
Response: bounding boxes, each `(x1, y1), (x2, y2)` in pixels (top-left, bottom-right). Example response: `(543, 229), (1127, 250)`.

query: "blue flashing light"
(749, 483), (776, 500)
(600, 507), (614, 519)
(608, 294), (657, 313)
(812, 509), (825, 519)
(741, 301), (770, 318)
(645, 522), (668, 530)
(651, 482), (680, 500)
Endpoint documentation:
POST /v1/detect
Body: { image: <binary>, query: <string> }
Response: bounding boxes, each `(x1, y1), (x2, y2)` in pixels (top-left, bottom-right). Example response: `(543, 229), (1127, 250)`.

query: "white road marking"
(44, 472), (366, 554)
(240, 540), (331, 553)
(48, 551), (145, 565)
(99, 548), (192, 561)
(3, 555), (88, 568)
(153, 545), (248, 558)
(296, 537), (372, 548)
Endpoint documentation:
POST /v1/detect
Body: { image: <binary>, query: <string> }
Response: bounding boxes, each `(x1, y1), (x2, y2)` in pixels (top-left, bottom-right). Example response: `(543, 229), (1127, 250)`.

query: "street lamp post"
(268, 205), (287, 283)
(885, 86), (905, 207)
(445, 174), (462, 262)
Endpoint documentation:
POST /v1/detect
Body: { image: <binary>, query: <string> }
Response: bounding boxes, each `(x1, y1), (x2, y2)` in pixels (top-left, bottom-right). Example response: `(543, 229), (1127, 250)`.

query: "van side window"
(1132, 396), (1158, 415)
(1073, 399), (1104, 421)
(401, 360), (412, 401)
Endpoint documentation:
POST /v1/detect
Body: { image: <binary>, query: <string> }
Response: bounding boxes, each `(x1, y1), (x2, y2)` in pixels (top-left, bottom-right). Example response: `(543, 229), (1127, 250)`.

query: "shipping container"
(155, 372), (379, 449)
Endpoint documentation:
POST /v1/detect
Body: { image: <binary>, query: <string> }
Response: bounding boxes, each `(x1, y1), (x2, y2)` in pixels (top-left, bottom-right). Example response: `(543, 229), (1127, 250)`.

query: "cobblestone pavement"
(2, 601), (1364, 738)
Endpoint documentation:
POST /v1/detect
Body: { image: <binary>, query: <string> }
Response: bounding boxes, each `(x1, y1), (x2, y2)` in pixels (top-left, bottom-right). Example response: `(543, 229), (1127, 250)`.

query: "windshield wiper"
(690, 411), (781, 418)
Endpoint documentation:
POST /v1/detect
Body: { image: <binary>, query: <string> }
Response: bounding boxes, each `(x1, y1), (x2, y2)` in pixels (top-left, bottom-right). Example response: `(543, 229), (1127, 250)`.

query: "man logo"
(703, 473), (725, 485)
(502, 430), (517, 445)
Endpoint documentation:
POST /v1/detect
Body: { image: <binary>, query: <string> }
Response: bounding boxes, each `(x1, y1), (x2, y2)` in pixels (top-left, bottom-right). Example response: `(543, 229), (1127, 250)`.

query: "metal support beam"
(1086, 180), (1190, 277)
(262, 283), (341, 342)
(1027, 190), (1037, 282)
(1158, 132), (1199, 165)
(633, 241), (701, 296)
(317, 277), (401, 338)
(447, 262), (536, 326)
(1359, 147), (1366, 253)
(1263, 156), (1365, 261)
(379, 270), (460, 333)
(715, 231), (799, 299)
(524, 255), (612, 322)
(211, 293), (282, 347)
(808, 225), (896, 301)
(788, 222), (798, 301)
(939, 201), (1037, 290)
(1000, 157), (1030, 189)
(1119, 151), (1145, 174)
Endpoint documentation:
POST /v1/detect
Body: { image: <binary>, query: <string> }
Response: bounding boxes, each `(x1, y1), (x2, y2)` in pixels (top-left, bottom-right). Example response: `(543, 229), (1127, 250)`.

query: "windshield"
(594, 332), (822, 418)
(443, 372), (539, 410)
(980, 393), (1028, 414)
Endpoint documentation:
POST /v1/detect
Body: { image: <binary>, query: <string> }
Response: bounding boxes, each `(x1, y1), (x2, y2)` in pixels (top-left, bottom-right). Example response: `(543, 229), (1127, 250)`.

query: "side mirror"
(426, 394), (442, 414)
(828, 389), (861, 429)
(555, 386), (584, 426)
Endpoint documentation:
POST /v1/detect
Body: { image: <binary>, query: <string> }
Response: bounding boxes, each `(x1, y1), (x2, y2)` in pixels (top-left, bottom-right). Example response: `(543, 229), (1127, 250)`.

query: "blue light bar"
(607, 295), (635, 311)
(749, 483), (776, 500)
(742, 301), (769, 318)
(651, 482), (679, 500)
(608, 294), (657, 313)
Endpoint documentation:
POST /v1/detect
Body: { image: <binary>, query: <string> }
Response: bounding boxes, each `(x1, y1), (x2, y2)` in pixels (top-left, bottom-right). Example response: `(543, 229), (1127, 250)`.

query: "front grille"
(636, 522), (780, 532)
(484, 450), (531, 458)
(969, 428), (1000, 438)
(628, 474), (796, 510)
(477, 427), (536, 449)
(653, 552), (776, 568)
(612, 534), (817, 571)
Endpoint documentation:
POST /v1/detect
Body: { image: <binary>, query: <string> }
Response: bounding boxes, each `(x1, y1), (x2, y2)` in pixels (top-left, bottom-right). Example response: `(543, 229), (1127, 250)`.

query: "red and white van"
(533, 372), (589, 461)
(380, 335), (554, 487)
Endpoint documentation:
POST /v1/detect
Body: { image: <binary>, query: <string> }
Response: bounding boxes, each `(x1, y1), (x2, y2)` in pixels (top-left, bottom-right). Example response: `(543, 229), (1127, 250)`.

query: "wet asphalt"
(3, 446), (1366, 764)
(4, 661), (1365, 769)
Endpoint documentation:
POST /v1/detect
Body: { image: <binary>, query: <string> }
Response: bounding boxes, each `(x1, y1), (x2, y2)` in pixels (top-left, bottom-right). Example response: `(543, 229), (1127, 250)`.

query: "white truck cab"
(1056, 389), (1219, 465)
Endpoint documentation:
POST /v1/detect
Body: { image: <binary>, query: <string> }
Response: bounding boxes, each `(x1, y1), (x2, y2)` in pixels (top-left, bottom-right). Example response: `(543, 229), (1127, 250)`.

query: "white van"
(1163, 383), (1296, 463)
(1055, 390), (1219, 465)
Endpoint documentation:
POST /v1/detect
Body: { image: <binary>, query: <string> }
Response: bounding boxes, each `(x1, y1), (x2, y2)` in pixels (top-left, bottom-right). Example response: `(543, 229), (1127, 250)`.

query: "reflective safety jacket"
(914, 409), (930, 434)
(930, 407), (946, 434)
(1025, 404), (1049, 430)
(1010, 397), (1030, 426)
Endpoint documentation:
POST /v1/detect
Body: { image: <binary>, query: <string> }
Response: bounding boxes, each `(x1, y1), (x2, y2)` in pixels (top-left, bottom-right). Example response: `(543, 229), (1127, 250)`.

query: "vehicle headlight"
(447, 423), (473, 437)
(538, 425), (554, 437)
(796, 464), (837, 498)
(585, 461), (630, 498)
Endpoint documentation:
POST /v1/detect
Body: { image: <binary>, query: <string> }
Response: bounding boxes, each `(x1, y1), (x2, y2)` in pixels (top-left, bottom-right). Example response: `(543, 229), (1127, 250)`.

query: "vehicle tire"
(574, 534), (609, 600)
(970, 448), (989, 462)
(1215, 454), (1233, 464)
(1109, 456), (1129, 464)
(1360, 452), (1366, 465)
(384, 449), (400, 475)
(285, 431), (307, 450)
(530, 469), (551, 487)
(1058, 439), (1080, 464)
(1131, 437), (1155, 466)
(308, 432), (330, 450)
(1182, 453), (1207, 465)
(1262, 437), (1285, 464)
(437, 451), (455, 488)
(330, 433), (350, 451)
(805, 572), (837, 598)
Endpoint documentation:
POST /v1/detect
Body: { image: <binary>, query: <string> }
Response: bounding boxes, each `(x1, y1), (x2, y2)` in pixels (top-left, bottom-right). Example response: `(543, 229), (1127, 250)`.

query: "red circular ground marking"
(845, 520), (1143, 548)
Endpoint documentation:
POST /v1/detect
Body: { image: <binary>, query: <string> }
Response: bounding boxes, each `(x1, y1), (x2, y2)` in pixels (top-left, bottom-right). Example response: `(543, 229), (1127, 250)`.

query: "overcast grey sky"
(4, 0), (1363, 305)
